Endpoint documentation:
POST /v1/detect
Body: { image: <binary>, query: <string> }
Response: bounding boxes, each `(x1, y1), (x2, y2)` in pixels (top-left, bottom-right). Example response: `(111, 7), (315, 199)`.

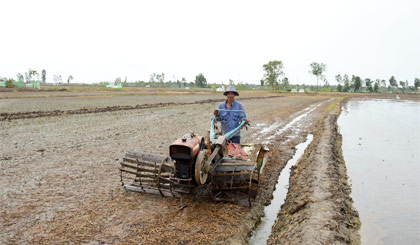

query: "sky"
(1, 0), (419, 85)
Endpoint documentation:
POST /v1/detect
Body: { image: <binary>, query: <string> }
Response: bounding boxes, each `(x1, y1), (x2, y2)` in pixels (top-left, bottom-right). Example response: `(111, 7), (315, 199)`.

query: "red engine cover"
(169, 135), (203, 160)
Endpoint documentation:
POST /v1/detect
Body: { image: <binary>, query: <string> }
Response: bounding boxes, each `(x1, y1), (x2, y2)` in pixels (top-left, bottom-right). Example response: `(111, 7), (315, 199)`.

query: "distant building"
(0, 77), (5, 87)
(0, 77), (40, 89)
(106, 83), (122, 88)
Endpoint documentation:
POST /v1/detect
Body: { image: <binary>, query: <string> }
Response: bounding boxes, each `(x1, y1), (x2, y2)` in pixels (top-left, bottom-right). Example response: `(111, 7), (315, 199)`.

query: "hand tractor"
(119, 109), (269, 206)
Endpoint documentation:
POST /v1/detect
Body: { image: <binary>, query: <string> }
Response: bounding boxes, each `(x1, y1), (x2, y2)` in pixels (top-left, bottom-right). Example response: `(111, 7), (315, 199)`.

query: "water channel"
(249, 134), (314, 244)
(338, 99), (420, 244)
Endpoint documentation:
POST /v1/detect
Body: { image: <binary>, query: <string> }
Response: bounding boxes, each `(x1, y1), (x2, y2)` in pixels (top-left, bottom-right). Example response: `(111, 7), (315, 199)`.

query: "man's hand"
(245, 118), (250, 124)
(214, 110), (219, 117)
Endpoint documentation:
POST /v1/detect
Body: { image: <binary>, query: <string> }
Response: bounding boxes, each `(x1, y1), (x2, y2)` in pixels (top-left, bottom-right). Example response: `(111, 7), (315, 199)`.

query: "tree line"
(261, 60), (420, 93)
(2, 69), (74, 87)
(3, 66), (419, 93)
(105, 72), (259, 90)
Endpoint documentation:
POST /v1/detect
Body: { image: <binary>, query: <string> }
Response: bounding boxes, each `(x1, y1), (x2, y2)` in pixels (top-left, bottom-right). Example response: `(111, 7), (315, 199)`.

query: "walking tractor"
(119, 109), (269, 206)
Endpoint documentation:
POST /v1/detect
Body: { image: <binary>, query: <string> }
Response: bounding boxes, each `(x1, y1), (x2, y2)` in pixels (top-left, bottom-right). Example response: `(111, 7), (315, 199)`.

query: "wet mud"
(0, 93), (327, 244)
(267, 99), (361, 244)
(1, 92), (410, 244)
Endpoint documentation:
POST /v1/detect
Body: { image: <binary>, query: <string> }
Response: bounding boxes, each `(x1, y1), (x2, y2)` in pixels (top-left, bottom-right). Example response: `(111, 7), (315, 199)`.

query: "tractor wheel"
(194, 150), (208, 185)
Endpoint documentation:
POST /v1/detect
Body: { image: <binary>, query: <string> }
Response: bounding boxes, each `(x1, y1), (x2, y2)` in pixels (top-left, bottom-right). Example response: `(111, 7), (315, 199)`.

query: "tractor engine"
(169, 134), (203, 180)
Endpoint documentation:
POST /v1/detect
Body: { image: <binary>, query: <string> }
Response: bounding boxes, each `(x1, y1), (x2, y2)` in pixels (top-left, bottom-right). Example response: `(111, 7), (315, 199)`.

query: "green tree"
(335, 74), (342, 85)
(28, 69), (38, 82)
(414, 78), (420, 91)
(309, 62), (326, 92)
(16, 73), (24, 82)
(181, 77), (187, 87)
(123, 76), (128, 87)
(343, 74), (350, 92)
(149, 73), (157, 83)
(323, 78), (329, 90)
(389, 76), (397, 89)
(353, 76), (362, 92)
(67, 75), (73, 85)
(41, 69), (46, 83)
(281, 77), (289, 90)
(262, 60), (284, 90)
(373, 80), (380, 93)
(156, 73), (165, 84)
(365, 78), (373, 92)
(380, 79), (386, 88)
(6, 78), (14, 88)
(335, 74), (343, 92)
(195, 73), (207, 88)
(399, 81), (406, 93)
(260, 79), (264, 87)
(375, 79), (382, 91)
(29, 69), (37, 77)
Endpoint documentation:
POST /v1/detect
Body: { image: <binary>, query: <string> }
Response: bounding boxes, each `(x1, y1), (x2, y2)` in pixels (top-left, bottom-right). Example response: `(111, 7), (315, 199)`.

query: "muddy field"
(0, 89), (364, 244)
(268, 99), (360, 244)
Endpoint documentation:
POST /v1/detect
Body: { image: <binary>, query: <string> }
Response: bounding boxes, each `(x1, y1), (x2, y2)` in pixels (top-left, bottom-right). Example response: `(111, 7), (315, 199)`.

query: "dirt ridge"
(0, 96), (282, 121)
(267, 99), (361, 244)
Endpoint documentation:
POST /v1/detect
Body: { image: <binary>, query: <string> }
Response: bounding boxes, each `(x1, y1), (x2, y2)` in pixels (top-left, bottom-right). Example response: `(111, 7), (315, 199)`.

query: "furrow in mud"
(0, 96), (281, 121)
(224, 99), (331, 243)
(267, 100), (361, 245)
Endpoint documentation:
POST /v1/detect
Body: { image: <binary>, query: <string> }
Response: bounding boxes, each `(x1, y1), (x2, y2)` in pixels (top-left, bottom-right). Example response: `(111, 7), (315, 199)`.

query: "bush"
(6, 79), (14, 88)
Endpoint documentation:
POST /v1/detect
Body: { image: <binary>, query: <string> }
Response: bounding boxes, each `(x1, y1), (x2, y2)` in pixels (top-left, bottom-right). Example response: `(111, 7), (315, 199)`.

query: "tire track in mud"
(251, 99), (331, 144)
(267, 99), (361, 245)
(0, 96), (281, 121)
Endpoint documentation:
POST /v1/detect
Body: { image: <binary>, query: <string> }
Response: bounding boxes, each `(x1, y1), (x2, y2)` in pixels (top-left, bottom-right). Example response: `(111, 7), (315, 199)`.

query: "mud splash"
(249, 134), (313, 244)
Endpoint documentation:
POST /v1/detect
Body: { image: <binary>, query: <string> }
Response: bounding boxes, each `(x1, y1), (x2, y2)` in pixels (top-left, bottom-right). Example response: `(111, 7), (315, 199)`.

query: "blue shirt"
(217, 100), (246, 137)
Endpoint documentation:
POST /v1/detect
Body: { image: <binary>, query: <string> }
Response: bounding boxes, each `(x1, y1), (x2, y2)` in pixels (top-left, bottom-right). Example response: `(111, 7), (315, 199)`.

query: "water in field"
(338, 99), (420, 245)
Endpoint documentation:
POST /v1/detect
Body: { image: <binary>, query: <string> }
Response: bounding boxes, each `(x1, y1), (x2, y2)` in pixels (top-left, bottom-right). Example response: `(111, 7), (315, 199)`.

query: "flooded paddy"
(338, 99), (420, 244)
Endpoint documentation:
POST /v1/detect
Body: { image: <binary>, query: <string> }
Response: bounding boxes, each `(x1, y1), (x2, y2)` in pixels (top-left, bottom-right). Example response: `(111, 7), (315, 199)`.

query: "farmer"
(214, 86), (249, 144)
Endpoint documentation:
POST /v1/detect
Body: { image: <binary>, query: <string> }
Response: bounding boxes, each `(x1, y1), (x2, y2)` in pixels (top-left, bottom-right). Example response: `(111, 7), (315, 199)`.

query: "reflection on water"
(338, 99), (420, 245)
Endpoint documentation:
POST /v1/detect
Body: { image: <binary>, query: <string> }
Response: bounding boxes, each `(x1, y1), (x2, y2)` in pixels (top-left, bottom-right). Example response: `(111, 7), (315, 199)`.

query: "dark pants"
(231, 136), (241, 144)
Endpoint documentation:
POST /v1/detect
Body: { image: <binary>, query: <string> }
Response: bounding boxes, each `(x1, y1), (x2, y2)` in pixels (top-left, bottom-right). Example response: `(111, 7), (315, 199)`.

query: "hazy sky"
(1, 0), (419, 85)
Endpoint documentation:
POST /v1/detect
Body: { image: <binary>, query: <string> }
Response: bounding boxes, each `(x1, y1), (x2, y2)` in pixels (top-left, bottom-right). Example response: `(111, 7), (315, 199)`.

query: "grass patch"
(327, 97), (347, 113)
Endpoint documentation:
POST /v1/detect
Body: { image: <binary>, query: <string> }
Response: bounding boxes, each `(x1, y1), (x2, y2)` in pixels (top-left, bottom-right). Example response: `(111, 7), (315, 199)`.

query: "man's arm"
(239, 103), (249, 124)
(214, 103), (224, 121)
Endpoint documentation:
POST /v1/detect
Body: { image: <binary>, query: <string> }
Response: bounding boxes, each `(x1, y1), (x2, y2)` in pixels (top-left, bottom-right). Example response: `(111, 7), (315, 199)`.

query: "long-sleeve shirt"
(217, 100), (246, 137)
